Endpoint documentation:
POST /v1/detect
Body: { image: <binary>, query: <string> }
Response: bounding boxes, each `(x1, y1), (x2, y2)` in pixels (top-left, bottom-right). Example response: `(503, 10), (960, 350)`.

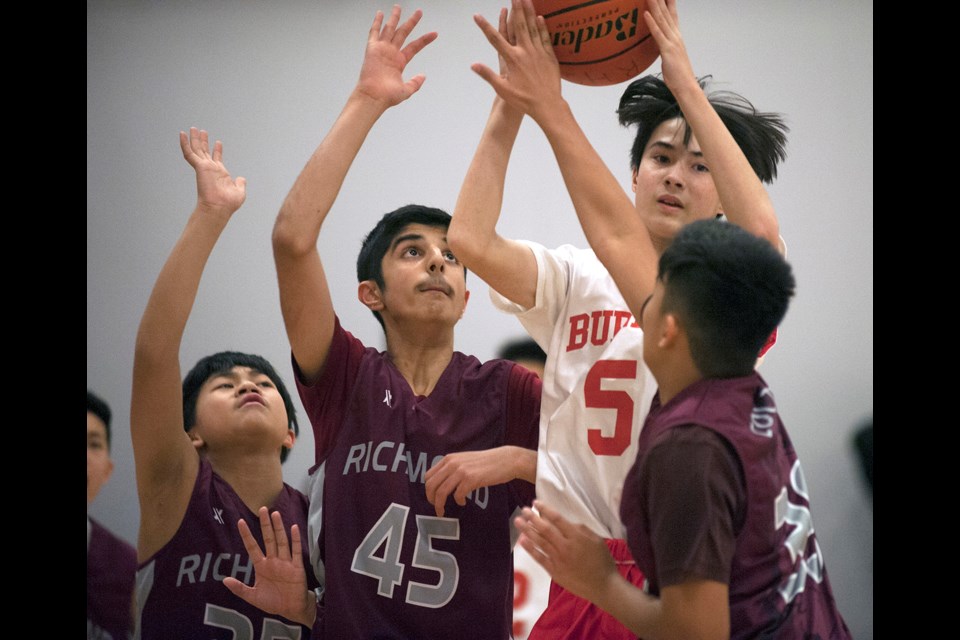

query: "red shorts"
(527, 538), (645, 640)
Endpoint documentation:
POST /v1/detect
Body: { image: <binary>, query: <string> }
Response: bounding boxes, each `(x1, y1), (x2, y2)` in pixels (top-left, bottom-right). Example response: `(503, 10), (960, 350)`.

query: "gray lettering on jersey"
(352, 503), (463, 609)
(467, 485), (489, 509)
(774, 460), (825, 603)
(344, 444), (365, 474)
(177, 552), (254, 587)
(391, 442), (408, 473)
(750, 388), (777, 437)
(214, 552), (253, 584)
(262, 618), (303, 639)
(342, 442), (489, 509)
(203, 603), (303, 640)
(407, 515), (460, 608)
(373, 441), (394, 471)
(204, 604), (254, 640)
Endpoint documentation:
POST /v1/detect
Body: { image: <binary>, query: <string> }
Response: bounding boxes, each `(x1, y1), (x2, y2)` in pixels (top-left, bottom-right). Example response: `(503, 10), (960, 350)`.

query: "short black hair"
(87, 390), (113, 450)
(497, 337), (546, 365)
(356, 204), (466, 330)
(658, 219), (794, 377)
(182, 351), (299, 463)
(618, 75), (788, 184)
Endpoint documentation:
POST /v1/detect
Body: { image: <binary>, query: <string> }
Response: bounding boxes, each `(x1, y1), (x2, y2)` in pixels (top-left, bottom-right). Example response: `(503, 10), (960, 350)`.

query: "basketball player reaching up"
(222, 7), (541, 638)
(448, 0), (787, 637)
(131, 126), (318, 637)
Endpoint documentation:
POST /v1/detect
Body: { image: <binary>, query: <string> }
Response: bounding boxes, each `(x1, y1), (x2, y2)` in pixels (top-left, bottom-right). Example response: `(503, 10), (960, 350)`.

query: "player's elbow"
(447, 222), (486, 269)
(272, 207), (314, 260)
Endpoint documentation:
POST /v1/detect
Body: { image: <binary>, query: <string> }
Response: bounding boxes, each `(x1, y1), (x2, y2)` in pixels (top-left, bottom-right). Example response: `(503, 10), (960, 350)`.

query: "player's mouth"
(657, 195), (683, 210)
(239, 394), (266, 407)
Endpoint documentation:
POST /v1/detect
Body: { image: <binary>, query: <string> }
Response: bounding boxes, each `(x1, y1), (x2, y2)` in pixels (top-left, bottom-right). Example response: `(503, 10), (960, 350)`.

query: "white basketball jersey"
(491, 242), (657, 538)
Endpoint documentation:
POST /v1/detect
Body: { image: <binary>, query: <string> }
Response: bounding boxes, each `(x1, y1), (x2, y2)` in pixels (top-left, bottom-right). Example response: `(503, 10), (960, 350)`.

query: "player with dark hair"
(222, 7), (541, 638)
(515, 220), (852, 639)
(88, 389), (138, 639)
(131, 127), (318, 638)
(449, 0), (787, 637)
(181, 351), (300, 463)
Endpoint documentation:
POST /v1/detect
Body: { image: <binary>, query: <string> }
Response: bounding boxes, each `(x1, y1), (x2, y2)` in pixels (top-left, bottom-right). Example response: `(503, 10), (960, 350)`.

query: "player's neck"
(209, 452), (286, 513)
(653, 360), (703, 406)
(385, 338), (454, 397)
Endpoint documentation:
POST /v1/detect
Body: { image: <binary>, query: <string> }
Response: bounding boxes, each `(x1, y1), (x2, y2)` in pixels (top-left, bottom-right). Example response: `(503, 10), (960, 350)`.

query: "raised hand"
(222, 507), (316, 628)
(643, 0), (695, 93)
(179, 127), (246, 215)
(355, 5), (438, 107)
(514, 500), (618, 602)
(471, 0), (563, 123)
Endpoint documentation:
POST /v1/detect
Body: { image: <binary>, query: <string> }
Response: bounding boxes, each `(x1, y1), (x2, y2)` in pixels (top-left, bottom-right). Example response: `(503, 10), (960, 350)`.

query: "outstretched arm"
(448, 7), (537, 308)
(273, 6), (437, 382)
(471, 0), (658, 315)
(648, 0), (782, 253)
(131, 127), (247, 559)
(224, 507), (317, 628)
(515, 501), (729, 640)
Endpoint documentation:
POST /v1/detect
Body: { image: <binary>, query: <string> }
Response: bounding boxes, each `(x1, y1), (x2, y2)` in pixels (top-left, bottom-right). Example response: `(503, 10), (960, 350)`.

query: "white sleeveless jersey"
(491, 242), (657, 538)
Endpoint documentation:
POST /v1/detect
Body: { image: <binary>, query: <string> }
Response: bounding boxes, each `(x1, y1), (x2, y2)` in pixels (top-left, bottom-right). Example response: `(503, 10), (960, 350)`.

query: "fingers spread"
(271, 510), (290, 560)
(237, 518), (265, 563)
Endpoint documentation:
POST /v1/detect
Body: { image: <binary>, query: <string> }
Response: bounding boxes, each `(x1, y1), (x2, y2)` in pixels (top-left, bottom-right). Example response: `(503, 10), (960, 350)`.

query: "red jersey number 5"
(584, 359), (637, 456)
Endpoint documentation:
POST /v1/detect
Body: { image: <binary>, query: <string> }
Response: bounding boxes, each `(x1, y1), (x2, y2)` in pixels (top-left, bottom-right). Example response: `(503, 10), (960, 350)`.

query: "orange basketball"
(531, 0), (660, 86)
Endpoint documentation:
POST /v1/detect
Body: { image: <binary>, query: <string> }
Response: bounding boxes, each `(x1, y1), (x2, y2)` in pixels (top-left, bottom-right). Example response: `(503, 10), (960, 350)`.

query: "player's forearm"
(535, 100), (657, 309)
(506, 445), (537, 484)
(273, 90), (388, 258)
(595, 576), (730, 640)
(449, 100), (521, 268)
(449, 98), (537, 306)
(673, 82), (781, 251)
(135, 206), (230, 361)
(589, 572), (666, 639)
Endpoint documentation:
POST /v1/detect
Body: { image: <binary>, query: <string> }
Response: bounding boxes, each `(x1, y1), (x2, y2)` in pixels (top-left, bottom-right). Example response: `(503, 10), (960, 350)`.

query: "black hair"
(497, 337), (546, 365)
(181, 351), (299, 463)
(618, 75), (788, 184)
(356, 204), (467, 330)
(87, 390), (113, 450)
(657, 219), (794, 377)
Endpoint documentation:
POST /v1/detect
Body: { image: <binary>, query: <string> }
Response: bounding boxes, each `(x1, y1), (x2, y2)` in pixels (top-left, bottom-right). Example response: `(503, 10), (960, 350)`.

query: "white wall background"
(87, 1), (873, 637)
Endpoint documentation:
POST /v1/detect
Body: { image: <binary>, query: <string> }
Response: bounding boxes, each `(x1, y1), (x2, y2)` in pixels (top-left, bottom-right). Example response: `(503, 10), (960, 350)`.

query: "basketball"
(531, 0), (660, 87)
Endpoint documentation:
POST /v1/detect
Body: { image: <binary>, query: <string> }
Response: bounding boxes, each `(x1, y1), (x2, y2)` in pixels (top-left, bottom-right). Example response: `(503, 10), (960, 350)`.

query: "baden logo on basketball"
(532, 0), (661, 86)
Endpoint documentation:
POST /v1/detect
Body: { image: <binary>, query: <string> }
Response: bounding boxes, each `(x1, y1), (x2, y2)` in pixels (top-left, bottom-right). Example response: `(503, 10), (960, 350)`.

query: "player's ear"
(659, 313), (681, 348)
(358, 280), (384, 311)
(188, 430), (205, 451)
(631, 168), (639, 193)
(459, 289), (470, 319)
(283, 429), (295, 450)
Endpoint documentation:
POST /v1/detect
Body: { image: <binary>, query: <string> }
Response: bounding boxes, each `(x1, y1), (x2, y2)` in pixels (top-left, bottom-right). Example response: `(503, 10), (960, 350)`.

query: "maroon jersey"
(296, 318), (540, 639)
(135, 457), (318, 639)
(621, 373), (851, 639)
(88, 517), (137, 639)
